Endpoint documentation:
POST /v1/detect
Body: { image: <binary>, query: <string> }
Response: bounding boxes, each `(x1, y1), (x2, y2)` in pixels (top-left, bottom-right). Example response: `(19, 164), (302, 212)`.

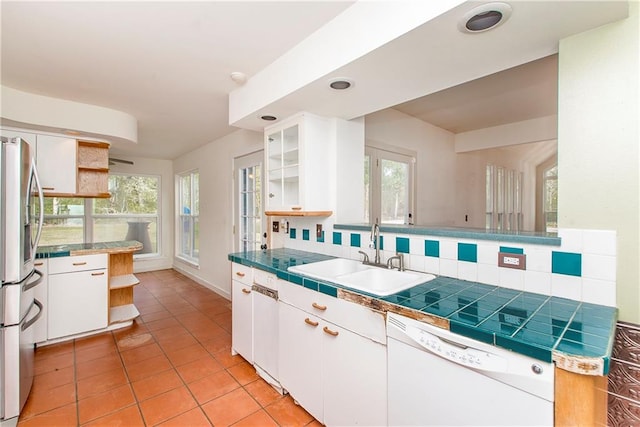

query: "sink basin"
(288, 258), (371, 280)
(287, 258), (435, 296)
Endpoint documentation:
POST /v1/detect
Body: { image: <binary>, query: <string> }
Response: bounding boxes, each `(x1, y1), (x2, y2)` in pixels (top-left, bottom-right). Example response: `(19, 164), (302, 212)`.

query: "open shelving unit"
(108, 252), (140, 324)
(77, 140), (111, 198)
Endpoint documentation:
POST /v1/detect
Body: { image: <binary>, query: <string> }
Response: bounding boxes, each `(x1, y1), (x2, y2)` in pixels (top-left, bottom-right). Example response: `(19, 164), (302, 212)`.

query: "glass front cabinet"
(264, 113), (331, 213)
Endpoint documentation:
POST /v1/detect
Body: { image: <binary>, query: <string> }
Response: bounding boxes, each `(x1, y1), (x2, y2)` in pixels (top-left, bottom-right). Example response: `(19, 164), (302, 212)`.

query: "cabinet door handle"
(42, 187), (55, 191)
(35, 262), (44, 267)
(91, 271), (105, 276)
(304, 318), (319, 327)
(73, 262), (87, 266)
(312, 302), (327, 311)
(235, 272), (246, 277)
(323, 326), (339, 337)
(242, 288), (251, 294)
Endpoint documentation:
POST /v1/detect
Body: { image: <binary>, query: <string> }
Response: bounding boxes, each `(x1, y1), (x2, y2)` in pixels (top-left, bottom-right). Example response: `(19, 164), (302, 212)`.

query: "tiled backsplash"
(282, 223), (617, 307)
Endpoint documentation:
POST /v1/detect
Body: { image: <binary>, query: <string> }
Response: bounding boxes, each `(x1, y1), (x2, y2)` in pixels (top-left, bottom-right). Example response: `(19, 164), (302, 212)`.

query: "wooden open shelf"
(108, 252), (139, 324)
(77, 141), (111, 198)
(265, 210), (333, 217)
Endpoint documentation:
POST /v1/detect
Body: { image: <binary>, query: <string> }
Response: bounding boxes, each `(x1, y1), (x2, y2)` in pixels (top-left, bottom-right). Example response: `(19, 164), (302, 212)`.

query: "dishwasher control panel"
(406, 325), (508, 372)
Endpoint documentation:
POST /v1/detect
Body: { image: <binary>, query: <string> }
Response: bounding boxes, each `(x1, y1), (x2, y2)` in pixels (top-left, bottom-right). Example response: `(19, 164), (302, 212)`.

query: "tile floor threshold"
(18, 269), (321, 427)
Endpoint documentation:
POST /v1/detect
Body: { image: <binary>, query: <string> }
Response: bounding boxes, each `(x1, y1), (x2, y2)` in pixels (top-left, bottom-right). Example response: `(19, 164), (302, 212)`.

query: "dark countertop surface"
(229, 248), (617, 376)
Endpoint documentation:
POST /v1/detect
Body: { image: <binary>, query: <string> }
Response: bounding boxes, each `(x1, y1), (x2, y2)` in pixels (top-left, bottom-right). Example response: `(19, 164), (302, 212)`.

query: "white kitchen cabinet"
(32, 259), (48, 344)
(47, 254), (108, 340)
(36, 134), (77, 196)
(279, 302), (324, 421)
(231, 263), (253, 363)
(278, 280), (387, 426)
(264, 113), (331, 212)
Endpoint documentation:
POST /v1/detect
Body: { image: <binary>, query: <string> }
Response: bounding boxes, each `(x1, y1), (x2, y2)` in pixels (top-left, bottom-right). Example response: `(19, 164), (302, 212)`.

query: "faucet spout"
(370, 221), (381, 265)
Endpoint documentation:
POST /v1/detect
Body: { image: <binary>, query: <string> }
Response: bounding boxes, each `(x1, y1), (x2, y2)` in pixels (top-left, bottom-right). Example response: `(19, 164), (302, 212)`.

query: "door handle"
(22, 299), (43, 332)
(91, 271), (105, 276)
(312, 302), (327, 311)
(235, 271), (246, 277)
(23, 269), (43, 292)
(304, 318), (319, 327)
(73, 262), (87, 266)
(242, 288), (251, 294)
(323, 326), (339, 337)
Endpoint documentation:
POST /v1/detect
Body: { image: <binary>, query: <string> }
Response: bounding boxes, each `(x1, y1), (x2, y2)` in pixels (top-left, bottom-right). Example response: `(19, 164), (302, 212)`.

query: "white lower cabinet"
(47, 254), (108, 340)
(278, 280), (387, 426)
(231, 263), (253, 363)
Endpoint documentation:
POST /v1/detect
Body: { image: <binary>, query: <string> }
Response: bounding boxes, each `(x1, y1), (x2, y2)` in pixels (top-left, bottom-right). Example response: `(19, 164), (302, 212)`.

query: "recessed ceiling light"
(459, 2), (512, 33)
(329, 78), (354, 90)
(261, 115), (277, 121)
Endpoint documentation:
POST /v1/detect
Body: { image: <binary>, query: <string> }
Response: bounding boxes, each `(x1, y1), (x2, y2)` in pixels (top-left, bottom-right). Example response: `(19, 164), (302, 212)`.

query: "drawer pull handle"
(235, 272), (246, 277)
(312, 302), (327, 311)
(35, 262), (44, 267)
(323, 326), (339, 337)
(73, 262), (87, 266)
(42, 187), (55, 191)
(304, 318), (319, 327)
(242, 288), (251, 294)
(91, 272), (105, 276)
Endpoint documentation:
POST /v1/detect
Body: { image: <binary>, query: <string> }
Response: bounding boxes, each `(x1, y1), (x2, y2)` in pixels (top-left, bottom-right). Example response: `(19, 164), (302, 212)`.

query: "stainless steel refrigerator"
(1, 136), (44, 426)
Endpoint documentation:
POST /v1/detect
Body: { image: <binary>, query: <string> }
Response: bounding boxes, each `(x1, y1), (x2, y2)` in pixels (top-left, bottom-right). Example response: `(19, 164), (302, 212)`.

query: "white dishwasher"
(387, 312), (554, 426)
(252, 270), (282, 393)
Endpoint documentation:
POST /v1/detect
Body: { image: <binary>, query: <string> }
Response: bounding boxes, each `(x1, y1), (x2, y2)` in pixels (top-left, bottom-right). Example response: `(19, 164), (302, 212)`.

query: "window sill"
(175, 255), (199, 269)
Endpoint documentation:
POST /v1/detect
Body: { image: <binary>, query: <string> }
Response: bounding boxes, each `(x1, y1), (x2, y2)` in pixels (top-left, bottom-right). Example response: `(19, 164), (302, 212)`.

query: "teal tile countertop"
(334, 223), (561, 246)
(229, 248), (617, 376)
(37, 240), (143, 258)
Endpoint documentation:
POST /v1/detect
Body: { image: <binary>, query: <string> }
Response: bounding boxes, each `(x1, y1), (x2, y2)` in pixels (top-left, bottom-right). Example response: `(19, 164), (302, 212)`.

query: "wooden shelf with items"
(108, 251), (140, 325)
(77, 140), (111, 198)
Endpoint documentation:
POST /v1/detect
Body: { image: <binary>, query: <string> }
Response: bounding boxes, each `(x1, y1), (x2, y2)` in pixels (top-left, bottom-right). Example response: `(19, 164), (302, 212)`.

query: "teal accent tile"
(289, 274), (303, 285)
(319, 283), (337, 298)
(333, 232), (342, 245)
(396, 237), (410, 254)
(458, 243), (478, 263)
(350, 233), (361, 247)
(302, 229), (310, 241)
(276, 271), (289, 281)
(449, 321), (495, 344)
(425, 240), (440, 257)
(317, 231), (325, 243)
(500, 246), (524, 254)
(289, 228), (297, 239)
(495, 335), (552, 362)
(552, 251), (582, 276)
(303, 278), (319, 291)
(379, 235), (384, 250)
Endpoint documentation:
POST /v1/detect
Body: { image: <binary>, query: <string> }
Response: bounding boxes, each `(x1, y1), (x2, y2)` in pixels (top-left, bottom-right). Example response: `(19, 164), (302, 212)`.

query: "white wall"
(365, 108), (457, 226)
(172, 129), (263, 299)
(558, 2), (639, 322)
(108, 156), (174, 273)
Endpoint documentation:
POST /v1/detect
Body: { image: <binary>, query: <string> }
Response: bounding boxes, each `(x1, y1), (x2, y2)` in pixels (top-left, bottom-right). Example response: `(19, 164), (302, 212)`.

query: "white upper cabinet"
(36, 134), (77, 196)
(264, 113), (331, 213)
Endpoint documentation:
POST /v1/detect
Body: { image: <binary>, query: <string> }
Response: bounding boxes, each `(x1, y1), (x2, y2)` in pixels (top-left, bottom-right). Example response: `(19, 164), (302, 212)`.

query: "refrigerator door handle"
(30, 158), (45, 250)
(22, 269), (43, 292)
(21, 299), (43, 332)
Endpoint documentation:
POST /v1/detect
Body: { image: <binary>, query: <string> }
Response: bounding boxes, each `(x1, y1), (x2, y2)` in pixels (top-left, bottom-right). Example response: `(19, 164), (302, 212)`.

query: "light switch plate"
(272, 221), (279, 233)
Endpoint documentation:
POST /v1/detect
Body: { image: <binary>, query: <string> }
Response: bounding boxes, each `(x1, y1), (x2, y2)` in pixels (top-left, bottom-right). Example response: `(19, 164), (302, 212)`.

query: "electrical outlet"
(498, 252), (526, 270)
(316, 224), (322, 238)
(272, 221), (279, 233)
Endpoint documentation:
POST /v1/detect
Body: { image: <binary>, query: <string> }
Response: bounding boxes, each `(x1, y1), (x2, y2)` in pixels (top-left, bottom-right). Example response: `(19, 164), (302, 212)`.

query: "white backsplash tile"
(524, 271), (552, 296)
(440, 239), (458, 260)
(439, 258), (458, 278)
(477, 243), (499, 265)
(581, 278), (616, 307)
(558, 228), (583, 252)
(458, 261), (478, 282)
(551, 274), (582, 300)
(525, 246), (552, 273)
(424, 256), (440, 275)
(499, 267), (525, 291)
(477, 264), (500, 286)
(582, 229), (617, 256)
(582, 254), (617, 282)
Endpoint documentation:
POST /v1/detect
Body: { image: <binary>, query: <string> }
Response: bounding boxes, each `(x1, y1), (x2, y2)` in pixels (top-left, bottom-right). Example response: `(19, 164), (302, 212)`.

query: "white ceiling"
(0, 1), (628, 159)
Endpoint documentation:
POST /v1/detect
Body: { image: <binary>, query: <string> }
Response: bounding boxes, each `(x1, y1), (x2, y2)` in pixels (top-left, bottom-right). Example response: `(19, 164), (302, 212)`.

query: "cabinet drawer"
(49, 253), (108, 274)
(231, 263), (253, 286)
(279, 279), (386, 344)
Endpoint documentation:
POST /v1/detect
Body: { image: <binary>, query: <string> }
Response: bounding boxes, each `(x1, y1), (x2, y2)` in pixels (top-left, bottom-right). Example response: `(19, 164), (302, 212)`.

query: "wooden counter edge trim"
(553, 352), (605, 376)
(337, 288), (449, 330)
(69, 243), (143, 256)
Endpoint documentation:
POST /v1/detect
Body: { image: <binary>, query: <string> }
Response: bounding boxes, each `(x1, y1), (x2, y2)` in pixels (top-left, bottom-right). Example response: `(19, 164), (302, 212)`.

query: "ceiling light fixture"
(459, 2), (512, 33)
(261, 115), (277, 121)
(328, 78), (354, 90)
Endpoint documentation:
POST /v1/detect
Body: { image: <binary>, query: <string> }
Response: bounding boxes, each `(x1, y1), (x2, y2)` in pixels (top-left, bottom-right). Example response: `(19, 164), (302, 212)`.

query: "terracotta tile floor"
(18, 269), (321, 427)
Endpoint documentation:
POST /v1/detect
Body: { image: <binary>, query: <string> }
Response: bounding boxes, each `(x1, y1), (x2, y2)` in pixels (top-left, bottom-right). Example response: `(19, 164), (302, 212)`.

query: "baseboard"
(172, 265), (231, 300)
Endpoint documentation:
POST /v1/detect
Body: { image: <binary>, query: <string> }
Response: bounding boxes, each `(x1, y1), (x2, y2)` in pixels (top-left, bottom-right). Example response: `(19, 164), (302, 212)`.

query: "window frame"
(176, 170), (200, 265)
(365, 143), (416, 225)
(92, 173), (161, 257)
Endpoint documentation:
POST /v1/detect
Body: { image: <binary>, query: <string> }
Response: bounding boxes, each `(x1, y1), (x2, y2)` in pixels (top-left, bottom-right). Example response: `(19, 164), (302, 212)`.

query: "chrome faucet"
(357, 250), (369, 264)
(370, 221), (381, 265)
(387, 252), (405, 271)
